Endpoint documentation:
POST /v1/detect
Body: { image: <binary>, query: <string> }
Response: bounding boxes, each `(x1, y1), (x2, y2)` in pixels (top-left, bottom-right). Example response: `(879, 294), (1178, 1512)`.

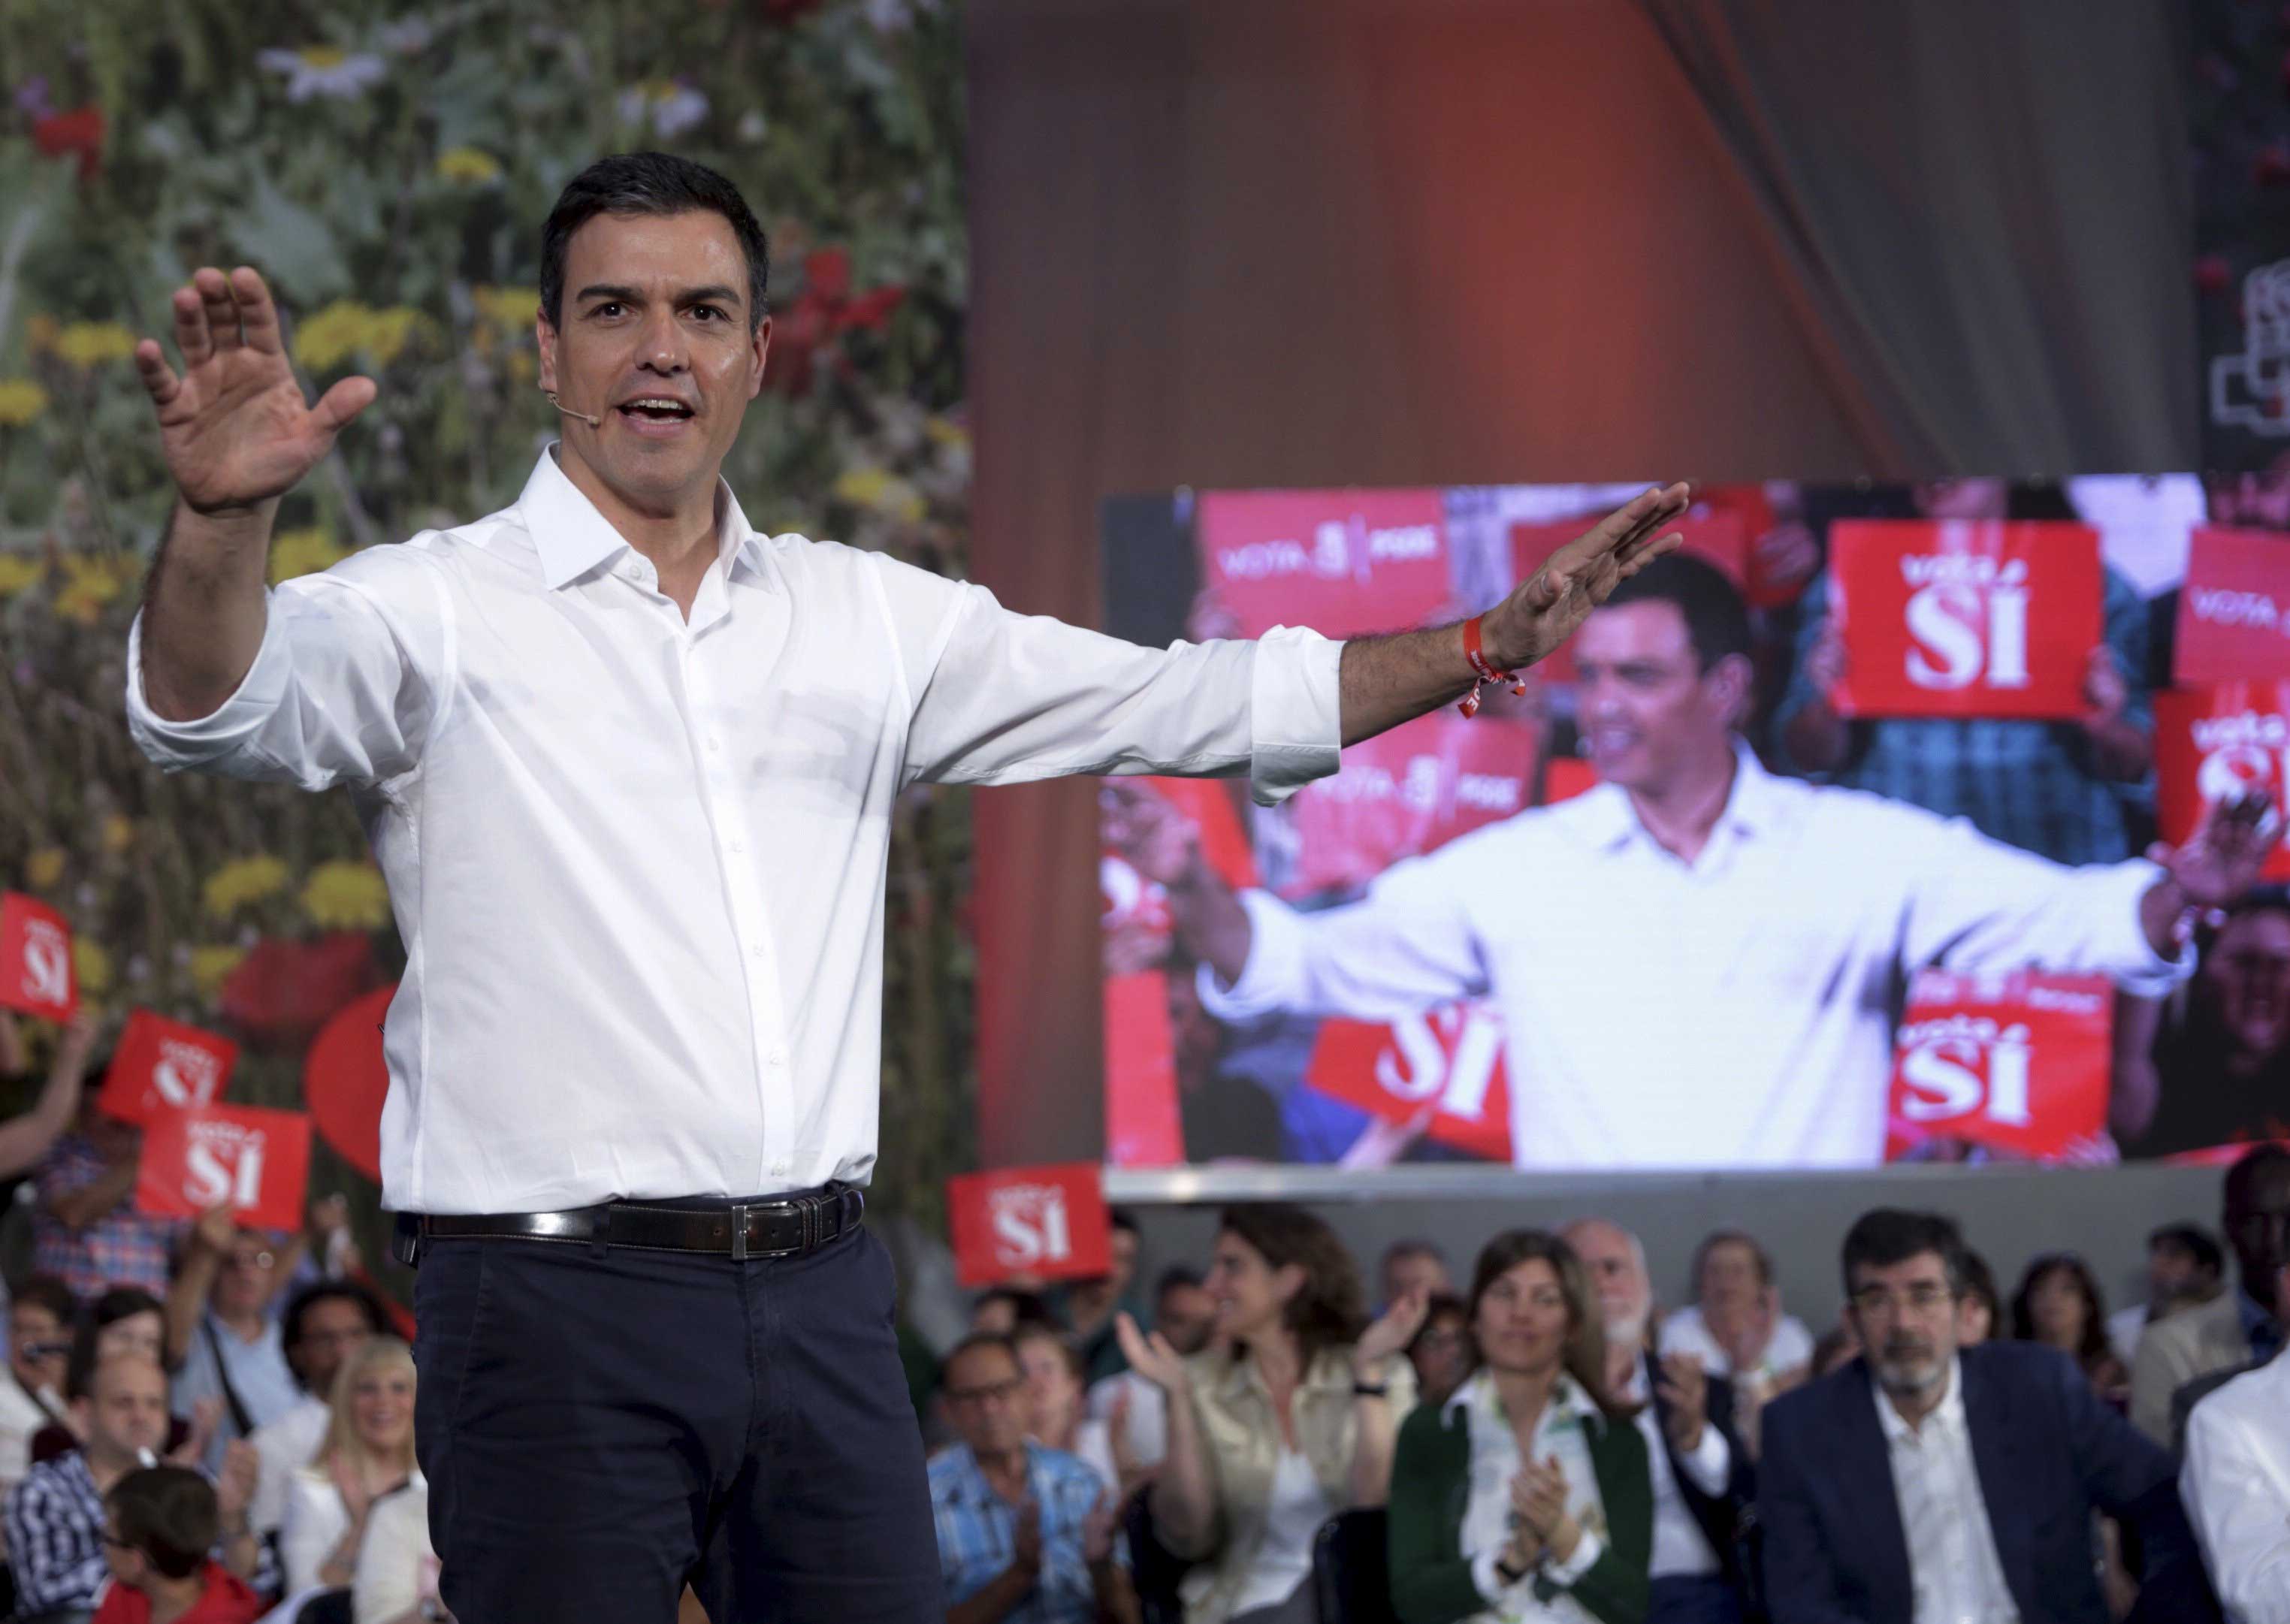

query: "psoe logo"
(988, 1182), (1074, 1266)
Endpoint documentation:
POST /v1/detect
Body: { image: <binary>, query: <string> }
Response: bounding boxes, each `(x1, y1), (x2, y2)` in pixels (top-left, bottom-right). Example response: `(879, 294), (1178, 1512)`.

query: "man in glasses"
(930, 1334), (1137, 1624)
(1760, 1209), (2207, 1624)
(163, 1209), (303, 1476)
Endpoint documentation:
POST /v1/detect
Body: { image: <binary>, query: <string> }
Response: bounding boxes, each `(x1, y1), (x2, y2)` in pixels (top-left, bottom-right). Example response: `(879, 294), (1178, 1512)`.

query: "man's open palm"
(134, 266), (376, 515)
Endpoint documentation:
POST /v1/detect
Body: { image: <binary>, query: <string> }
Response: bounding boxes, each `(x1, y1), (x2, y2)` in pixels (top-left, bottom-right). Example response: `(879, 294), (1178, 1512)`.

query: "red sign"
(1510, 513), (1748, 681)
(1306, 1001), (1514, 1162)
(2155, 684), (2290, 880)
(305, 984), (395, 1183)
(1197, 490), (1452, 641)
(98, 1010), (237, 1124)
(136, 1104), (313, 1233)
(946, 1163), (1114, 1287)
(1281, 714), (1540, 899)
(2175, 527), (2290, 684)
(0, 894), (76, 1021)
(1542, 758), (1601, 805)
(1103, 970), (1186, 1170)
(1828, 521), (2101, 719)
(1884, 970), (2113, 1161)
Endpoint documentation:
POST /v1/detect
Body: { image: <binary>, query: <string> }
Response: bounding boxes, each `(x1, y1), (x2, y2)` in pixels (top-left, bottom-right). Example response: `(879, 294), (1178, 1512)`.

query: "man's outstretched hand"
(134, 266), (375, 516)
(1481, 482), (1693, 671)
(2153, 792), (2278, 913)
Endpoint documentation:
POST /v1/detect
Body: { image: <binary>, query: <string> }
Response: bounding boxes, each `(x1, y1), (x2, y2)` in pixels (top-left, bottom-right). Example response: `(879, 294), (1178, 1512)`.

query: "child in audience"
(93, 1466), (264, 1624)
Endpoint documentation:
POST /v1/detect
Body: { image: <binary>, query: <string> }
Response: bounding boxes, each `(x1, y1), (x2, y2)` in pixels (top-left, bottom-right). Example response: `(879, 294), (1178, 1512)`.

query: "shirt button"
(768, 1050), (787, 1069)
(706, 737), (723, 753)
(727, 837), (744, 853)
(749, 943), (766, 961)
(771, 1161), (790, 1179)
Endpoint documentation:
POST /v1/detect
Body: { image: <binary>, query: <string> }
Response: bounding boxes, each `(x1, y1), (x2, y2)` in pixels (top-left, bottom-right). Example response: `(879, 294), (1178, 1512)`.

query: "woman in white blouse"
(281, 1334), (421, 1595)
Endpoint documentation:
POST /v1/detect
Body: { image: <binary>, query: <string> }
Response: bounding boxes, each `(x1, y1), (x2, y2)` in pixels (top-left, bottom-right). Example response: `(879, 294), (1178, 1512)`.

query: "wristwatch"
(1494, 1552), (1530, 1586)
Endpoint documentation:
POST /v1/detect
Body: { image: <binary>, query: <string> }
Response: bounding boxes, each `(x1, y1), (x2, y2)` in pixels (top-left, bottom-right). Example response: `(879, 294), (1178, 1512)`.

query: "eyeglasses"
(228, 1251), (276, 1272)
(1850, 1284), (1955, 1315)
(944, 1378), (1025, 1406)
(19, 1342), (70, 1361)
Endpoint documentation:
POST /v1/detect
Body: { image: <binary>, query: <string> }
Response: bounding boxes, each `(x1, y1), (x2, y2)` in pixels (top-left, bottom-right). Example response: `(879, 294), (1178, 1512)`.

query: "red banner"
(1103, 971), (1186, 1170)
(135, 1104), (313, 1233)
(1306, 1001), (1514, 1162)
(98, 1010), (237, 1124)
(1542, 757), (1601, 804)
(1884, 970), (2113, 1161)
(0, 894), (76, 1021)
(1829, 521), (2101, 719)
(1511, 513), (1748, 681)
(1281, 713), (1539, 898)
(2155, 684), (2290, 880)
(947, 1163), (1113, 1287)
(2174, 528), (2290, 684)
(1197, 490), (1452, 640)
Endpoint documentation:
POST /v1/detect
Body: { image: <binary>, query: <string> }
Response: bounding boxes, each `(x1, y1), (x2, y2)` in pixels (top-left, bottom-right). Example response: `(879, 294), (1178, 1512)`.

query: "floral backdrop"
(0, 0), (974, 1290)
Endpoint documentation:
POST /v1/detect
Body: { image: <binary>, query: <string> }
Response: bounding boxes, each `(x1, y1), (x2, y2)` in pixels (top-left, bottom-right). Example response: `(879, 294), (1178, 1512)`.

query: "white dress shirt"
(1617, 1357), (1731, 1580)
(2181, 1351), (2290, 1623)
(1876, 1357), (2019, 1624)
(1658, 1306), (1817, 1384)
(1203, 746), (2186, 1168)
(127, 447), (1342, 1212)
(352, 1483), (438, 1624)
(1452, 1370), (1609, 1622)
(2105, 1303), (2149, 1371)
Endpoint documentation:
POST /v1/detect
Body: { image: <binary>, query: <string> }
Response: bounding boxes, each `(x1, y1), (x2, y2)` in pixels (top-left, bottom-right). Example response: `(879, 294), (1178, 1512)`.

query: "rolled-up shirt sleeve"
(1675, 1424), (1731, 1499)
(125, 542), (452, 791)
(876, 556), (1342, 806)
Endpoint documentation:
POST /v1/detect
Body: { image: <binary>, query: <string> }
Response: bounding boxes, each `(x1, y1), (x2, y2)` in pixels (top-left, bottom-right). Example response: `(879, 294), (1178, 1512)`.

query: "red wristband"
(1458, 616), (1527, 718)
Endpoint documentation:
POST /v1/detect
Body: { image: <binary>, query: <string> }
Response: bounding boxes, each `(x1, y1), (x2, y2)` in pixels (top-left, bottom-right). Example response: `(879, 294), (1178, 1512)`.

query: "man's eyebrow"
(573, 282), (744, 308)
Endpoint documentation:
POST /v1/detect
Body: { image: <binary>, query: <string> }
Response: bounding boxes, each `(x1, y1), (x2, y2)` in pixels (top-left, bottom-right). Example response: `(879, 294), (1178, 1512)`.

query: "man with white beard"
(1560, 1219), (1757, 1623)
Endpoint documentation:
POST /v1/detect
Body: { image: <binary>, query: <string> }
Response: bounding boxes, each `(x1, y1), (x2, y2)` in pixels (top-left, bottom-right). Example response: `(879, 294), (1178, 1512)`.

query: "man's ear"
(748, 314), (772, 402)
(536, 312), (558, 396)
(1705, 652), (1755, 730)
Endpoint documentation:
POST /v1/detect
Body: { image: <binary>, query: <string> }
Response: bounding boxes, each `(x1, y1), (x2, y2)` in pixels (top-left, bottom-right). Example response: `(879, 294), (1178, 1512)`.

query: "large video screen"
(1098, 476), (2290, 1173)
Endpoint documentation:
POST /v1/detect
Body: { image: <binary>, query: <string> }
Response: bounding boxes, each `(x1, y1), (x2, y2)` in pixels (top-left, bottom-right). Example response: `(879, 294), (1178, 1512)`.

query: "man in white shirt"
(122, 152), (1687, 1624)
(1659, 1231), (1814, 1387)
(1113, 554), (2274, 1170)
(1761, 1209), (2208, 1624)
(1562, 1218), (1754, 1624)
(2180, 1252), (2290, 1624)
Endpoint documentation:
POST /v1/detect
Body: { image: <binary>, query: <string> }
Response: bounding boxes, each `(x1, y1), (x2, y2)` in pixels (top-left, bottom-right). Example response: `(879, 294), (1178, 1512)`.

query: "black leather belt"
(392, 1185), (863, 1266)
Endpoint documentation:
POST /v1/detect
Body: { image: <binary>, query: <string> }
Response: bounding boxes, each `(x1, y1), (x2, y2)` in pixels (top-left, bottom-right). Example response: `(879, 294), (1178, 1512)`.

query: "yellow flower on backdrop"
(295, 302), (431, 372)
(301, 860), (390, 930)
(832, 465), (926, 524)
(55, 557), (138, 625)
(437, 146), (502, 185)
(0, 380), (47, 426)
(23, 315), (59, 355)
(189, 946), (246, 1005)
(55, 323), (137, 370)
(0, 556), (44, 599)
(72, 939), (110, 996)
(24, 848), (65, 890)
(101, 815), (136, 855)
(472, 285), (536, 333)
(269, 527), (349, 583)
(203, 855), (289, 917)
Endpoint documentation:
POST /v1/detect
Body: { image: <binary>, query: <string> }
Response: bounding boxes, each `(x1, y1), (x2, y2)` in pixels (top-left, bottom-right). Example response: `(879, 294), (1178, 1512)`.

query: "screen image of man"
(1110, 555), (2273, 1169)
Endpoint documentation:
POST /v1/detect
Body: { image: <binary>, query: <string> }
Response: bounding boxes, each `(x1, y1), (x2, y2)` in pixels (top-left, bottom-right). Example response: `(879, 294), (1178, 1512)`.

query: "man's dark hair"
(1599, 552), (1753, 670)
(1153, 1263), (1204, 1300)
(281, 1281), (391, 1359)
(1840, 1209), (1969, 1298)
(972, 1288), (1055, 1330)
(104, 1466), (216, 1581)
(941, 1333), (1022, 1384)
(1110, 1208), (1141, 1239)
(539, 152), (770, 333)
(1690, 1229), (1775, 1296)
(66, 1287), (166, 1402)
(2149, 1222), (2225, 1278)
(11, 1274), (79, 1327)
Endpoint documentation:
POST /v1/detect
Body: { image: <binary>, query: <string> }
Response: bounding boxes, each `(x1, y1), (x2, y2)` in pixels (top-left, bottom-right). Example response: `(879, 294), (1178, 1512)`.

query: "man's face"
(2225, 1161), (2290, 1307)
(1156, 1281), (1216, 1356)
(537, 209), (767, 515)
(1107, 1229), (1139, 1299)
(1847, 1254), (1961, 1401)
(1561, 1221), (1651, 1345)
(1572, 603), (1742, 792)
(1699, 1240), (1764, 1314)
(1382, 1251), (1449, 1309)
(215, 1230), (277, 1318)
(9, 1305), (68, 1393)
(2207, 465), (2290, 530)
(79, 1359), (171, 1463)
(2201, 911), (2290, 1061)
(942, 1345), (1029, 1458)
(293, 1297), (376, 1398)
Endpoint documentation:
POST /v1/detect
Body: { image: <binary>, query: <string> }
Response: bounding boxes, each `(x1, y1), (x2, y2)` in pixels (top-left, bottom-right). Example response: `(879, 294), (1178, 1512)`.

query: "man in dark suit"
(1566, 1218), (1760, 1622)
(1760, 1209), (2210, 1624)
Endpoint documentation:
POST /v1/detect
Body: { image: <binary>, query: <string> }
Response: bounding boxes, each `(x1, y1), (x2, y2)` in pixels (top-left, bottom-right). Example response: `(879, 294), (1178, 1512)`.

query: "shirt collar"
(1874, 1354), (1965, 1446)
(516, 443), (763, 590)
(1441, 1366), (1596, 1428)
(948, 1441), (1042, 1508)
(1563, 738), (1778, 853)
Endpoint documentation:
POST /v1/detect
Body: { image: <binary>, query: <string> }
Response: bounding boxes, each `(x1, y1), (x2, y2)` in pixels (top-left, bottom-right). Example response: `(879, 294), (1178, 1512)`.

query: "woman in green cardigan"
(1388, 1230), (1653, 1624)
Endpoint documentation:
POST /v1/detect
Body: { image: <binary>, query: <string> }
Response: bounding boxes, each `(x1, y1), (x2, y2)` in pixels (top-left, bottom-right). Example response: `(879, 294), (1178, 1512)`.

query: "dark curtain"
(965, 0), (2199, 1166)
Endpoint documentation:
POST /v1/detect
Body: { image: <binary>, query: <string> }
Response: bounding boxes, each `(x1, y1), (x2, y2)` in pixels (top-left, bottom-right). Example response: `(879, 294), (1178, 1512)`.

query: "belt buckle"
(730, 1203), (755, 1262)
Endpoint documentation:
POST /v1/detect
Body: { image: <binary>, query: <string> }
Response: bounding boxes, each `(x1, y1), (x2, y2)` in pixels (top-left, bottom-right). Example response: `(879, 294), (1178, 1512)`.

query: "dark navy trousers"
(411, 1221), (941, 1622)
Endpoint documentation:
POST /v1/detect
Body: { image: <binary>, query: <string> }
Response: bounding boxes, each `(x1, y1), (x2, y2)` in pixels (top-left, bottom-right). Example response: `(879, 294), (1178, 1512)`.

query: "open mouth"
(616, 397), (696, 431)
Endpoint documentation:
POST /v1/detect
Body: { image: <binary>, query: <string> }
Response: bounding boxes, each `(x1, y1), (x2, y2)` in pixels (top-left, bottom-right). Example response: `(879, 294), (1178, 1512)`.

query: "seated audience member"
(2131, 1145), (2290, 1446)
(1953, 1248), (1998, 1346)
(6, 1354), (265, 1620)
(974, 1290), (1057, 1339)
(2, 1278), (80, 1506)
(1088, 1267), (1216, 1480)
(2107, 1224), (2225, 1369)
(1113, 1204), (1424, 1624)
(2179, 1248), (2288, 1623)
(1563, 1218), (1755, 1623)
(1761, 1209), (2206, 1624)
(166, 1208), (305, 1474)
(1660, 1233), (1813, 1389)
(1406, 1295), (1472, 1413)
(1379, 1242), (1452, 1315)
(2126, 889), (2290, 1158)
(2011, 1254), (2131, 1398)
(1059, 1212), (1147, 1386)
(930, 1333), (1137, 1624)
(279, 1336), (418, 1596)
(1388, 1229), (1651, 1624)
(37, 1293), (199, 1467)
(349, 1481), (438, 1624)
(246, 1282), (387, 1546)
(91, 1466), (262, 1624)
(32, 1090), (184, 1302)
(1014, 1326), (1118, 1495)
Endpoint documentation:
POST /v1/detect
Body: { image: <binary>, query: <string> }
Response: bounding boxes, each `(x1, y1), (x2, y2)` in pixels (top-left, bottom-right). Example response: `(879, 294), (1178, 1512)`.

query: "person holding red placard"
(122, 150), (1687, 1624)
(1776, 478), (2155, 868)
(31, 1082), (186, 1303)
(0, 1012), (102, 1184)
(1116, 554), (2277, 1171)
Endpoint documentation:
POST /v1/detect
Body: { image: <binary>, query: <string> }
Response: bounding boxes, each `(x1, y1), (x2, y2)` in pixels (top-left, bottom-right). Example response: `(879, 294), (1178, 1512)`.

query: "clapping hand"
(1655, 1353), (1708, 1452)
(1352, 1287), (1430, 1379)
(1011, 1498), (1044, 1582)
(1081, 1488), (1119, 1567)
(216, 1438), (260, 1524)
(1113, 1312), (1189, 1393)
(1510, 1453), (1581, 1562)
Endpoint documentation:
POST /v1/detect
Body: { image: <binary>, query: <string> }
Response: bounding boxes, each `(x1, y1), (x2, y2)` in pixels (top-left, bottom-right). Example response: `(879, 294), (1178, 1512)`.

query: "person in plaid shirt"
(32, 1097), (185, 1302)
(930, 1334), (1134, 1624)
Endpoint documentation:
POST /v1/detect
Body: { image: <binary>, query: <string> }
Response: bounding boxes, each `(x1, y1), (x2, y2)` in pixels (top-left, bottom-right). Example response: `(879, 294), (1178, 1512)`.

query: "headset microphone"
(544, 389), (603, 428)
